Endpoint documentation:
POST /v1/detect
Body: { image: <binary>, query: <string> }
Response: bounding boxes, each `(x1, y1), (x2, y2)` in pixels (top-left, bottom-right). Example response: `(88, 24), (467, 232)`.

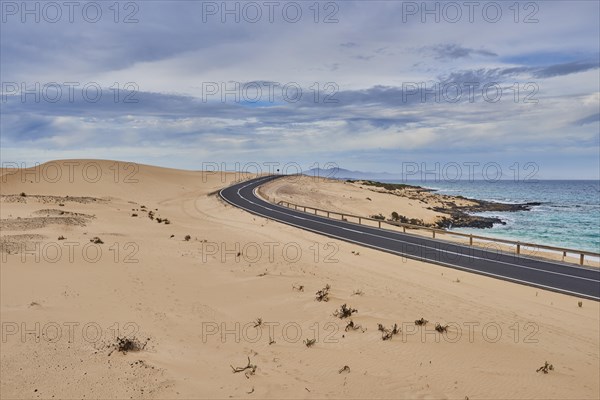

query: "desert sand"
(1, 160), (598, 399)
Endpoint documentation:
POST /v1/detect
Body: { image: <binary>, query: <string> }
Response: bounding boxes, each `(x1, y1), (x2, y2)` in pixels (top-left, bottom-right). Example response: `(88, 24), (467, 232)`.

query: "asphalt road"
(220, 176), (600, 301)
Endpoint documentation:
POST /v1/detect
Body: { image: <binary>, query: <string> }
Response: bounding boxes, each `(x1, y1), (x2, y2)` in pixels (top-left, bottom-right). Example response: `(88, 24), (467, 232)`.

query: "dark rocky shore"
(432, 199), (542, 229)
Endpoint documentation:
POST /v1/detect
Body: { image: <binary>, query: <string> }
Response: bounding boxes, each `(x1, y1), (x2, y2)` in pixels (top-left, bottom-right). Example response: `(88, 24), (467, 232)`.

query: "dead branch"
(231, 357), (257, 378)
(338, 365), (351, 374)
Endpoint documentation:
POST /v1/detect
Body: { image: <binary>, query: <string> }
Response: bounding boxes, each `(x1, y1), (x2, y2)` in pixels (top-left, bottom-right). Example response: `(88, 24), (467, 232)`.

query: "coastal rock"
(466, 200), (542, 213)
(435, 214), (505, 229)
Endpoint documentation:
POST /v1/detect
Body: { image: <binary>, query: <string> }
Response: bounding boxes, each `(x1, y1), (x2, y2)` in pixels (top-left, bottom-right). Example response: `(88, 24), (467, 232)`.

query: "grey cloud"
(531, 60), (600, 78)
(440, 60), (600, 84)
(430, 44), (497, 60)
(573, 113), (600, 126)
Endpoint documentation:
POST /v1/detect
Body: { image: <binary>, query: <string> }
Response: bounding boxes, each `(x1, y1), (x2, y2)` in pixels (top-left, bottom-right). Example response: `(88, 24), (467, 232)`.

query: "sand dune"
(259, 175), (452, 225)
(1, 160), (598, 399)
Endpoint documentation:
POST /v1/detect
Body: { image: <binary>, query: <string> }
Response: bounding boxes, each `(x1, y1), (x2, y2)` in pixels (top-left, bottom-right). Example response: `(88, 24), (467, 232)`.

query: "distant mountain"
(303, 167), (404, 181)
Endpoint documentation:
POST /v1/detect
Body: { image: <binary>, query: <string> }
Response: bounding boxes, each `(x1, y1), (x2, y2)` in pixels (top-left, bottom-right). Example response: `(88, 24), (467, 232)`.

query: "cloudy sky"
(1, 0), (599, 179)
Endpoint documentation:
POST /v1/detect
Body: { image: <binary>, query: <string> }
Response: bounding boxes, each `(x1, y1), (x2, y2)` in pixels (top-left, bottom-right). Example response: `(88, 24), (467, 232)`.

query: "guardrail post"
(327, 212), (330, 218)
(378, 221), (381, 228)
(580, 254), (584, 265)
(516, 243), (520, 255)
(314, 209), (317, 215)
(303, 206), (306, 212)
(403, 226), (406, 233)
(432, 230), (436, 238)
(359, 217), (361, 225)
(469, 235), (473, 245)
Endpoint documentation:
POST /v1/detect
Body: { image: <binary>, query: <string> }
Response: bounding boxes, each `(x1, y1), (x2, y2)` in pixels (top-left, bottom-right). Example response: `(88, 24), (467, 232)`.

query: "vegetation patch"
(378, 323), (400, 340)
(108, 336), (150, 355)
(333, 304), (357, 319)
(315, 284), (331, 302)
(536, 361), (554, 374)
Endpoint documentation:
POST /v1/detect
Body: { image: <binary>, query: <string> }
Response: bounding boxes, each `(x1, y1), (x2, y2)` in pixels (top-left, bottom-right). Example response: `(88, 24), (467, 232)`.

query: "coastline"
(259, 175), (599, 267)
(415, 180), (600, 255)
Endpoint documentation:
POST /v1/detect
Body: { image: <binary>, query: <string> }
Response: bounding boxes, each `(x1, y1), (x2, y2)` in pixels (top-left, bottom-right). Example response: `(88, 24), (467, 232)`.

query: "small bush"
(345, 320), (363, 332)
(415, 318), (428, 326)
(303, 338), (316, 347)
(90, 237), (103, 244)
(131, 213), (138, 217)
(378, 323), (400, 340)
(371, 214), (385, 220)
(333, 304), (357, 319)
(578, 301), (583, 308)
(536, 361), (554, 374)
(20, 192), (26, 197)
(109, 336), (149, 355)
(315, 284), (330, 302)
(391, 212), (408, 223)
(435, 323), (448, 333)
(292, 284), (304, 292)
(57, 235), (66, 240)
(184, 235), (191, 241)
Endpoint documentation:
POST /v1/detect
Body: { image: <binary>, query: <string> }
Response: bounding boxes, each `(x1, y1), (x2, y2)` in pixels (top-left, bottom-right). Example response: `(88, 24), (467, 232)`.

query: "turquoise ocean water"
(387, 180), (600, 253)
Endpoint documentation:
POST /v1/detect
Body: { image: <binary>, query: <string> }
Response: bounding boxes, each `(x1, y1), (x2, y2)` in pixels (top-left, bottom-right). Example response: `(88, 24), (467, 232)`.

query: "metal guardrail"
(275, 200), (600, 266)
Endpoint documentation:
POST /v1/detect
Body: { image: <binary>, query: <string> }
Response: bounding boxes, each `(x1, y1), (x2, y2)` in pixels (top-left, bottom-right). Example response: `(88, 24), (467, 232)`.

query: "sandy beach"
(1, 160), (599, 399)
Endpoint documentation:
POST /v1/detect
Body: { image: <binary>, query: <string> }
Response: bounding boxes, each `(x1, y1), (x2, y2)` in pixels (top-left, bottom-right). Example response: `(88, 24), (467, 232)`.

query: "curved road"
(220, 176), (600, 301)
